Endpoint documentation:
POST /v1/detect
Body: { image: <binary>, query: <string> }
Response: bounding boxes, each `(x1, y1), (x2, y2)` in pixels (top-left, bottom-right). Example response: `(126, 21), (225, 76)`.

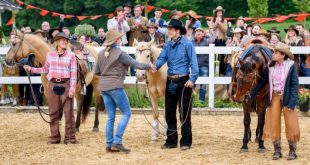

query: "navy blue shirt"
(155, 36), (199, 83)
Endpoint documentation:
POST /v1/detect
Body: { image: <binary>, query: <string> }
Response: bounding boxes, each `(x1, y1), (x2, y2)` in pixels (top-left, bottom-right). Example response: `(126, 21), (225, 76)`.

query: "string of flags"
(6, 0), (310, 26)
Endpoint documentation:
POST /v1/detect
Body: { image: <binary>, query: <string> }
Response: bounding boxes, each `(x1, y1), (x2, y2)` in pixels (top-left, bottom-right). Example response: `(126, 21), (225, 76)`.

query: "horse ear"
(133, 38), (139, 47)
(238, 58), (244, 65)
(147, 39), (155, 47)
(15, 29), (24, 38)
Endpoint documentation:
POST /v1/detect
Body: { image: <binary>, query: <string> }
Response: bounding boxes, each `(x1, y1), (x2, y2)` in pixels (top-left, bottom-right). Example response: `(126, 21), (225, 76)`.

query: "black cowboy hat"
(267, 27), (280, 34)
(284, 25), (299, 34)
(164, 19), (187, 35)
(48, 28), (61, 39)
(123, 2), (133, 8)
(51, 32), (69, 43)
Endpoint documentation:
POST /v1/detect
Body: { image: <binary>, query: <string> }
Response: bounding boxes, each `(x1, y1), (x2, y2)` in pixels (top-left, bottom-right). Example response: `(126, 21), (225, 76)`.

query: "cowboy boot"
(272, 140), (282, 160)
(287, 142), (297, 160)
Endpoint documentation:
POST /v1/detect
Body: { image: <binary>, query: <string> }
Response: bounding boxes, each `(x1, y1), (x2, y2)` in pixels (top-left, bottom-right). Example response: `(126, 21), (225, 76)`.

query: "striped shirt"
(31, 51), (77, 96)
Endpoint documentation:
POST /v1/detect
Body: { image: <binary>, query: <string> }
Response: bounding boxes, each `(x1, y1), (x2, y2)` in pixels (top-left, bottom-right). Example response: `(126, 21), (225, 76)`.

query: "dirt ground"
(0, 112), (309, 165)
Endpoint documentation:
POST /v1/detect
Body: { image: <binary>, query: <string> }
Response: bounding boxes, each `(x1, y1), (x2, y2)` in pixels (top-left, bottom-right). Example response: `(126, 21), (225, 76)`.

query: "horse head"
(133, 39), (155, 82)
(6, 29), (50, 68)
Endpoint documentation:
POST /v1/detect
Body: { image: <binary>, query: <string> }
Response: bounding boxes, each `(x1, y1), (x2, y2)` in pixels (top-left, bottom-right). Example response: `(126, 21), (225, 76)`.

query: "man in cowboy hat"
(247, 42), (300, 160)
(95, 29), (155, 153)
(143, 23), (164, 47)
(155, 19), (199, 150)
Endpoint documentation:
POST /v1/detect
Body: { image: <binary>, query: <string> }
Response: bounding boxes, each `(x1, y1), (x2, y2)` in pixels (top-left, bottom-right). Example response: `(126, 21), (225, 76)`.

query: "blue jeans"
(129, 54), (136, 76)
(225, 64), (232, 77)
(101, 88), (132, 147)
(199, 66), (209, 102)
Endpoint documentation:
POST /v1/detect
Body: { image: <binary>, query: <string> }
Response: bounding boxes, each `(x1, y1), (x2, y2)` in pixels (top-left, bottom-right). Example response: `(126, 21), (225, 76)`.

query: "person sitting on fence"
(95, 29), (156, 153)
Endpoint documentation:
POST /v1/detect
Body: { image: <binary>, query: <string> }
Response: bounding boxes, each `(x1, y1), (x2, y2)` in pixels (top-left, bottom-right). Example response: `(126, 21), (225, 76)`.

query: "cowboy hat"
(269, 42), (294, 60)
(164, 19), (187, 35)
(195, 27), (204, 33)
(237, 16), (244, 21)
(233, 28), (245, 34)
(123, 2), (133, 8)
(267, 27), (280, 34)
(186, 10), (198, 19)
(48, 28), (61, 39)
(284, 25), (299, 34)
(213, 6), (225, 14)
(51, 32), (69, 43)
(259, 29), (270, 38)
(169, 9), (181, 19)
(103, 29), (124, 46)
(147, 23), (158, 29)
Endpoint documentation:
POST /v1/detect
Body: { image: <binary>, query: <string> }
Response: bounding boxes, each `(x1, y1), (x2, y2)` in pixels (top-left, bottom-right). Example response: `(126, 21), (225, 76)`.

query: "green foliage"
(247, 0), (269, 18)
(293, 0), (310, 13)
(74, 24), (96, 37)
(268, 0), (299, 16)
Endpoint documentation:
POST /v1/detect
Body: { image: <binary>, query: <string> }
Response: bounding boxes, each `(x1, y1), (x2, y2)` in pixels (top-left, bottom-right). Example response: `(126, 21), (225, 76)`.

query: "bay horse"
(133, 39), (168, 141)
(229, 40), (271, 152)
(5, 30), (103, 132)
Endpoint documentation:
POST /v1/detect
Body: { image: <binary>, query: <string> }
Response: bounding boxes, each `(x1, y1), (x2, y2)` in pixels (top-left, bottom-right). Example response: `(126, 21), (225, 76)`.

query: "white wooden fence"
(0, 44), (309, 108)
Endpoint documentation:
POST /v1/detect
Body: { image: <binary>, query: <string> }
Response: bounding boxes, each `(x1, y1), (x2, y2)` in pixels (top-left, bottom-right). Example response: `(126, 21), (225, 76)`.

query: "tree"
(268, 0), (299, 16)
(247, 0), (268, 18)
(293, 0), (310, 13)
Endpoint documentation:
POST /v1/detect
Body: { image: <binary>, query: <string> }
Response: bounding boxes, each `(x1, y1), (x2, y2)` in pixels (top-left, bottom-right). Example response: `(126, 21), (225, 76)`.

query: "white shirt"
(107, 17), (130, 45)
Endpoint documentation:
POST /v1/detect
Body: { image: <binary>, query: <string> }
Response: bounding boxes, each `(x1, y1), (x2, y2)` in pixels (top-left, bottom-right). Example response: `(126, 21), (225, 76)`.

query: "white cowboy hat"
(213, 6), (225, 14)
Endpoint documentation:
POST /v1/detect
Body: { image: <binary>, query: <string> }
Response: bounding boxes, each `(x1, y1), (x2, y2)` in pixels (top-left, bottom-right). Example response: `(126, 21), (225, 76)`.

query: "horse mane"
(24, 34), (51, 64)
(240, 45), (267, 73)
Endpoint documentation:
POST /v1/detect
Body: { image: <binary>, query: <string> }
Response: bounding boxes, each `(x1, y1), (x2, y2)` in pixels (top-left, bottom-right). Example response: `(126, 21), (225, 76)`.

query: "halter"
(8, 34), (35, 64)
(236, 67), (260, 100)
(136, 47), (155, 64)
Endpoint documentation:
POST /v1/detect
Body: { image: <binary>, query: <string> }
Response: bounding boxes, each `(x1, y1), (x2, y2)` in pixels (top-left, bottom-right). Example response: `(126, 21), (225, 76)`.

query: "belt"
(273, 90), (283, 95)
(168, 74), (188, 79)
(51, 78), (70, 84)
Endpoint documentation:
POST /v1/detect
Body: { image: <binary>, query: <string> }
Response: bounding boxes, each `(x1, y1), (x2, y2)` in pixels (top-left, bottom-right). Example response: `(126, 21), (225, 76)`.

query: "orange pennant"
(52, 12), (61, 17)
(161, 9), (170, 13)
(64, 15), (75, 19)
(77, 16), (88, 21)
(26, 4), (36, 9)
(273, 15), (289, 23)
(294, 13), (309, 22)
(39, 9), (49, 16)
(254, 18), (273, 24)
(16, 0), (24, 6)
(6, 16), (14, 26)
(107, 13), (114, 19)
(90, 15), (103, 20)
(147, 5), (155, 13)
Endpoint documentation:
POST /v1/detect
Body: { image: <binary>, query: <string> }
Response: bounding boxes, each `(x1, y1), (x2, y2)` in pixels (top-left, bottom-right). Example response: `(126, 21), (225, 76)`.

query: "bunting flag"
(6, 16), (14, 26)
(39, 9), (49, 16)
(10, 0), (310, 25)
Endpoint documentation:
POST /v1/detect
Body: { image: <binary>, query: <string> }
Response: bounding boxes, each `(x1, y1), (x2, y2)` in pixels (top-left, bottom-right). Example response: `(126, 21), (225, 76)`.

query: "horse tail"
(81, 84), (93, 122)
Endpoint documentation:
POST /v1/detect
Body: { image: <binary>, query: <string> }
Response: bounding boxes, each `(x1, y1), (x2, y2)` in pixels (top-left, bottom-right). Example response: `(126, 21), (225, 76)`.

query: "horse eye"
(147, 55), (150, 57)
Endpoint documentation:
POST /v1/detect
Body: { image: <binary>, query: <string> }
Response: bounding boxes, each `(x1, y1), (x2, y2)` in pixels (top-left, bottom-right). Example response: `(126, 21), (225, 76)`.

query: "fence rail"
(1, 45), (309, 108)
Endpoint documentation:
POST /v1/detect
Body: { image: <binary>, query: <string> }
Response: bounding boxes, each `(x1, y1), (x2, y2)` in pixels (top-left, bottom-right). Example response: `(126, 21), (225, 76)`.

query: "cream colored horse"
(134, 39), (168, 141)
(5, 30), (103, 132)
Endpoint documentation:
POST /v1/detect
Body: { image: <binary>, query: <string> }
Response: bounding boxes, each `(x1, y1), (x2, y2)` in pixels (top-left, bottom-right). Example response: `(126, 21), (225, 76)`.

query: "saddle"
(74, 47), (95, 75)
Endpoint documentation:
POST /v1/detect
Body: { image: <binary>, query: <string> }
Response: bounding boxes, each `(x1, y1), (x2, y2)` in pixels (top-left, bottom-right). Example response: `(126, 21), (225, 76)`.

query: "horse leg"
(240, 104), (251, 152)
(256, 104), (266, 152)
(92, 79), (102, 132)
(0, 84), (7, 105)
(75, 94), (83, 132)
(12, 84), (19, 106)
(149, 91), (160, 142)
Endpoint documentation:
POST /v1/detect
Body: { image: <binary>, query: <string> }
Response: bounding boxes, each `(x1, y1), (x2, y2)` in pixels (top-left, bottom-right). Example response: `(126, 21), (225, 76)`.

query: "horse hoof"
(257, 148), (266, 153)
(92, 128), (99, 132)
(240, 148), (249, 153)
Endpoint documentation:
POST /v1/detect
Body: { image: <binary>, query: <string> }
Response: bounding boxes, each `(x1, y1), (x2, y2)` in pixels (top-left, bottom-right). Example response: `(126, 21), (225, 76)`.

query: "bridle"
(236, 67), (260, 100)
(136, 47), (155, 64)
(8, 33), (35, 65)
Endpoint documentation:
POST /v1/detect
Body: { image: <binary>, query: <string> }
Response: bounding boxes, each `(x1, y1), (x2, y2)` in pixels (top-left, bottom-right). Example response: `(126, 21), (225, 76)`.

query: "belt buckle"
(55, 78), (61, 82)
(274, 90), (283, 95)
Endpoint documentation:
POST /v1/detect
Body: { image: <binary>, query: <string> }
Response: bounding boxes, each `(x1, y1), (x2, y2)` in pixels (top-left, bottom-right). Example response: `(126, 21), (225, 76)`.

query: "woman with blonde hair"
(24, 32), (78, 144)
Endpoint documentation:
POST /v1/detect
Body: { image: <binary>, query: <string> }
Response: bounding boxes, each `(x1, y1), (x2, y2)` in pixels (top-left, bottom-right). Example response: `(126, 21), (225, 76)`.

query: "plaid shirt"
(31, 51), (77, 96)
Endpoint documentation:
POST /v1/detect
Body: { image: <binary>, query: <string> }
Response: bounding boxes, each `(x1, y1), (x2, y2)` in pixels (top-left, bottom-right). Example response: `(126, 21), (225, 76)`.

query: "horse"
(5, 30), (103, 132)
(229, 40), (271, 153)
(133, 39), (168, 141)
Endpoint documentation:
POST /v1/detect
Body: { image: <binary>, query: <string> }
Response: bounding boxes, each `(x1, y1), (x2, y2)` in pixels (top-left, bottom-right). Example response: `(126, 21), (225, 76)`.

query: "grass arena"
(1, 110), (309, 165)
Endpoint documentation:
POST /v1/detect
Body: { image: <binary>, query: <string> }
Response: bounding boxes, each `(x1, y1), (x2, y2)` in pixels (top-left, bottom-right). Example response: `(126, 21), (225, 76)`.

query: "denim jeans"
(225, 64), (232, 77)
(199, 66), (209, 102)
(129, 54), (136, 76)
(101, 88), (132, 147)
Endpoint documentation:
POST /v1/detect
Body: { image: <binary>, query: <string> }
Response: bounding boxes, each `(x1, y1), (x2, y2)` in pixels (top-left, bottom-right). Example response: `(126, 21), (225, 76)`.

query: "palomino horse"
(229, 40), (271, 152)
(134, 39), (168, 141)
(5, 30), (103, 132)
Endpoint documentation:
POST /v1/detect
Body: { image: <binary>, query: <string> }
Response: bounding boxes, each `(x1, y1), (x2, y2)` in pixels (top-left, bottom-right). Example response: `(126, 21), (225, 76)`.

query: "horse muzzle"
(136, 71), (146, 82)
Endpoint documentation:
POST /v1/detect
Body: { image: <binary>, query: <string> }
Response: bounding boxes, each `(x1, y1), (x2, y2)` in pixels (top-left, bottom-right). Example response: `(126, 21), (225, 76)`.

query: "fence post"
(208, 44), (215, 109)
